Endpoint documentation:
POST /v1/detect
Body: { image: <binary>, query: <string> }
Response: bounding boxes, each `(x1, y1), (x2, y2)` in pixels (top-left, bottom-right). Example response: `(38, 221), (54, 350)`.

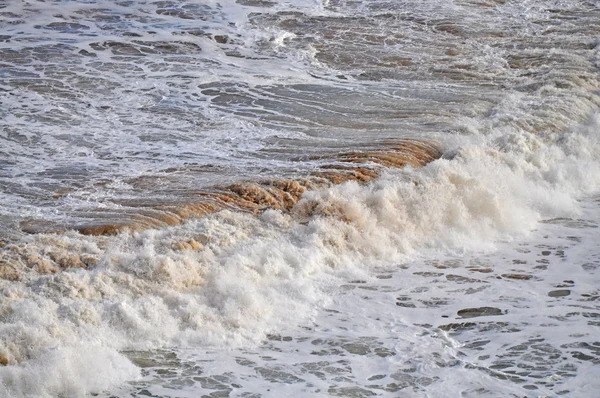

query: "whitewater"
(0, 0), (599, 397)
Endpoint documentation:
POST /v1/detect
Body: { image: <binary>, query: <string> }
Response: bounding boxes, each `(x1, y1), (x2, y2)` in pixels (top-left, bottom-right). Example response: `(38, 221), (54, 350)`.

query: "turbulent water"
(1, 0), (600, 397)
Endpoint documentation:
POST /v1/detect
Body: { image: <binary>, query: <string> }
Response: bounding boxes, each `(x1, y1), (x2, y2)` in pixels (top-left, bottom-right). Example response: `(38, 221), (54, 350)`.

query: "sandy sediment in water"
(0, 139), (441, 280)
(75, 139), (442, 235)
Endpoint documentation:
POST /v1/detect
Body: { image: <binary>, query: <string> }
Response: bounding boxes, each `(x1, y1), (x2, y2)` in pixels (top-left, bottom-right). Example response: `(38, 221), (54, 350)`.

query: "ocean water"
(0, 0), (599, 397)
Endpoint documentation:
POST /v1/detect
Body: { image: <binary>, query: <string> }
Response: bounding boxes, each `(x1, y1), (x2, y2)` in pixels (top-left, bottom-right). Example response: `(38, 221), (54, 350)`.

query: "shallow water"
(1, 0), (600, 397)
(100, 195), (600, 397)
(2, 0), (599, 235)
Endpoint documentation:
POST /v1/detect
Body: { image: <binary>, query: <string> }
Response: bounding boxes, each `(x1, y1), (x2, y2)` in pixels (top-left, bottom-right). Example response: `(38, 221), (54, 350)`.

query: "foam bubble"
(0, 346), (139, 398)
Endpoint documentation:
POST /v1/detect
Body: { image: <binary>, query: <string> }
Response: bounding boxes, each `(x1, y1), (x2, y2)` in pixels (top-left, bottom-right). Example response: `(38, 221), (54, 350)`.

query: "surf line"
(75, 139), (442, 235)
(0, 139), (441, 280)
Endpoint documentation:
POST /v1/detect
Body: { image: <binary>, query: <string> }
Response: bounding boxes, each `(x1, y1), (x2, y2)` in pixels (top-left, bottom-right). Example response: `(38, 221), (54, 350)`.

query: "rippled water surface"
(2, 0), (599, 235)
(1, 0), (600, 397)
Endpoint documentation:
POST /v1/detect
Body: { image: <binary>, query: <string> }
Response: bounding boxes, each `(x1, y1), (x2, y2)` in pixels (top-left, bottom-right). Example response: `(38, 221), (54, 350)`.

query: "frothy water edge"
(2, 111), (600, 397)
(1, 0), (600, 396)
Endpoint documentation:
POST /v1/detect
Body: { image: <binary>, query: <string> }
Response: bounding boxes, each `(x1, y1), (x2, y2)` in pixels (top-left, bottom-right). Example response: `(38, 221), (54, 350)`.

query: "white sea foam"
(1, 0), (600, 396)
(2, 110), (600, 396)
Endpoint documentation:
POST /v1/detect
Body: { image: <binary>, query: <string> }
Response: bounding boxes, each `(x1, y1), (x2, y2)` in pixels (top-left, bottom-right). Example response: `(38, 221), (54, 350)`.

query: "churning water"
(1, 0), (600, 396)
